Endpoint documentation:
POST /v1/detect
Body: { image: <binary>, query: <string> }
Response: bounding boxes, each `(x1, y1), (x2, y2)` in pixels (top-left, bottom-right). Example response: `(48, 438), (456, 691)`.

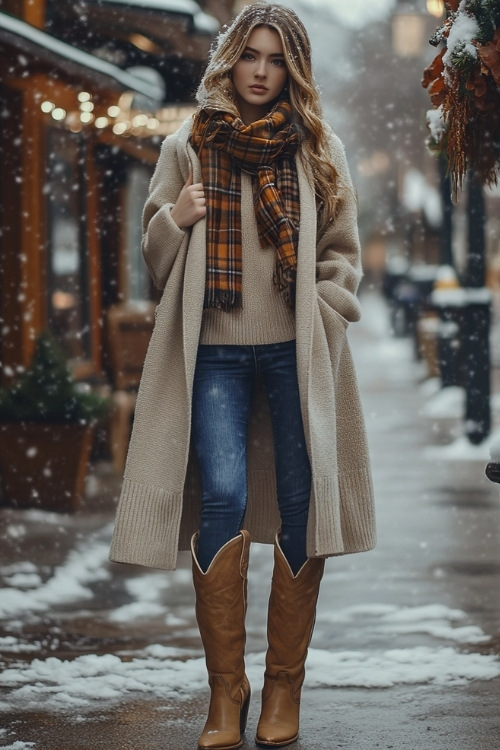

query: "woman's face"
(231, 25), (288, 124)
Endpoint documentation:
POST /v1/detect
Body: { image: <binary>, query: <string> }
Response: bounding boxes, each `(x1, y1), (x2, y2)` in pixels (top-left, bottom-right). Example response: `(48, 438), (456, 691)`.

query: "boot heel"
(240, 688), (251, 733)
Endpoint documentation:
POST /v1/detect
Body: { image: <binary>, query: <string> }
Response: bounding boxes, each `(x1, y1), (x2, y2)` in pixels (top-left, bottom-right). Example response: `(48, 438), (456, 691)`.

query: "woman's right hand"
(170, 170), (206, 228)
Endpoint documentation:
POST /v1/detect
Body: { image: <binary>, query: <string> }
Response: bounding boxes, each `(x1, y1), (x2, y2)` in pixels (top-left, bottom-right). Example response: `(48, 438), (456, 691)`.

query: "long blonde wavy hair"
(195, 2), (341, 233)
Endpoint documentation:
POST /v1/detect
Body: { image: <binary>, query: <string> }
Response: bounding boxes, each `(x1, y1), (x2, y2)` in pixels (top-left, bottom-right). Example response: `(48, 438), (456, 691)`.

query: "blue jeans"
(191, 340), (311, 573)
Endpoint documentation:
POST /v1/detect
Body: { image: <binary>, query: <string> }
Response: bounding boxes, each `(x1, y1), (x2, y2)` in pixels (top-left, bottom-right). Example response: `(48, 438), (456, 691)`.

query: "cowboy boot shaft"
(193, 541), (249, 677)
(256, 538), (324, 747)
(265, 547), (324, 681)
(192, 531), (251, 750)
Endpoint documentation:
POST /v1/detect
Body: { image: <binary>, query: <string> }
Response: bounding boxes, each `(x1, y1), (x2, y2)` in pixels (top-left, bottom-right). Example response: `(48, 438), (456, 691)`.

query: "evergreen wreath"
(422, 0), (500, 192)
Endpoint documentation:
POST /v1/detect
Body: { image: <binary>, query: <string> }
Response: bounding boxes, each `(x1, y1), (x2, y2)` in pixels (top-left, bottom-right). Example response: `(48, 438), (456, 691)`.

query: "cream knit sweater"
(199, 173), (295, 345)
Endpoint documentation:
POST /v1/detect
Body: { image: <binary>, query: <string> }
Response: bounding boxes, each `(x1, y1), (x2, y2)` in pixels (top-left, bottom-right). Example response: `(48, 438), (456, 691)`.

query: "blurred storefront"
(0, 0), (219, 387)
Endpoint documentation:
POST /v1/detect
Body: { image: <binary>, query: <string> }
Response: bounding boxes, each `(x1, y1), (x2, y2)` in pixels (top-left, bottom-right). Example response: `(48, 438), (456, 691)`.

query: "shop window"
(45, 128), (91, 363)
(124, 164), (153, 301)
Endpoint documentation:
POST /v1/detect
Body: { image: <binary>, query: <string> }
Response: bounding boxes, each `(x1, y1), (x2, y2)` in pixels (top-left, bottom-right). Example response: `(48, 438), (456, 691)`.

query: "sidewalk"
(1, 291), (500, 750)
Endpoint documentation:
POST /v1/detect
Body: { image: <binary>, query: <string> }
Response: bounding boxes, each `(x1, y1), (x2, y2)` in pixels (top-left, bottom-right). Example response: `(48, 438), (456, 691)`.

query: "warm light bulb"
(113, 122), (128, 135)
(426, 0), (445, 18)
(51, 107), (66, 121)
(132, 114), (149, 127)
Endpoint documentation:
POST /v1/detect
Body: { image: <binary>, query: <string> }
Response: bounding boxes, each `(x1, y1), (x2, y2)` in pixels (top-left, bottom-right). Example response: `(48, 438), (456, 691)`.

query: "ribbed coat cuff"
(110, 479), (183, 570)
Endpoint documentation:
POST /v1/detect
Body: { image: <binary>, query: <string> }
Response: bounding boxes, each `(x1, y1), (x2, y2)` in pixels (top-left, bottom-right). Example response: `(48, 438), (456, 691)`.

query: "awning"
(100, 0), (219, 34)
(0, 12), (165, 102)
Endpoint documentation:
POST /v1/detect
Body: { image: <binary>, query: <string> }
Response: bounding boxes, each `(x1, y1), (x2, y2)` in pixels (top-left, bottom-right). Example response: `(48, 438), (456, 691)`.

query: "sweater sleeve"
(141, 131), (190, 291)
(315, 133), (362, 325)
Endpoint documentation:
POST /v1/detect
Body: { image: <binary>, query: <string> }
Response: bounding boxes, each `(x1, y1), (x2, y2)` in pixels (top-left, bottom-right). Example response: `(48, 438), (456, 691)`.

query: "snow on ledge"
(0, 12), (164, 101)
(100, 0), (219, 34)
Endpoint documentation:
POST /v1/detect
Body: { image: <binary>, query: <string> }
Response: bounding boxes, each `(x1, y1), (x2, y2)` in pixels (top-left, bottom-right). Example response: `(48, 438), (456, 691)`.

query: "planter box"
(0, 422), (93, 513)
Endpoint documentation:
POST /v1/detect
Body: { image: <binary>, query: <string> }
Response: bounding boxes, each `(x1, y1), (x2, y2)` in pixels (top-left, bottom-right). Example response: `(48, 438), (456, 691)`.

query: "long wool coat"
(110, 116), (376, 570)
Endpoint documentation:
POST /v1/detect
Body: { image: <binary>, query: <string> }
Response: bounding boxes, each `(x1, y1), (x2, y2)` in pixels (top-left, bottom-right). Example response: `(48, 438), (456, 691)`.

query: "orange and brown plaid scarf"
(190, 101), (301, 310)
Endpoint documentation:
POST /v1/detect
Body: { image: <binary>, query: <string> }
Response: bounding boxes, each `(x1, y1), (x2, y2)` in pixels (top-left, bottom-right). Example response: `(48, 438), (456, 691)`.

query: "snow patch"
(420, 386), (464, 419)
(1, 603), (497, 713)
(303, 646), (499, 688)
(108, 572), (172, 622)
(0, 637), (40, 654)
(0, 527), (113, 620)
(1, 639), (497, 714)
(424, 434), (496, 462)
(489, 431), (500, 461)
(317, 603), (489, 644)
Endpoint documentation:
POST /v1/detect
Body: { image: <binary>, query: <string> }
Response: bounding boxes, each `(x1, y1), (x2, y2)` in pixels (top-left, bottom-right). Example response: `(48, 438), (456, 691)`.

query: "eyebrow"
(243, 45), (284, 58)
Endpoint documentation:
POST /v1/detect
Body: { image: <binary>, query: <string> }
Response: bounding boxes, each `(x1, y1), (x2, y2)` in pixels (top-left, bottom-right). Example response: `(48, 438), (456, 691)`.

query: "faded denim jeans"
(191, 340), (311, 573)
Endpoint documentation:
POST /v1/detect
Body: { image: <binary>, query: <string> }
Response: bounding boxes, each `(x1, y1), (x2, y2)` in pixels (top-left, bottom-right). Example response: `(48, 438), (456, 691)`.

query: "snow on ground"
(0, 525), (113, 620)
(0, 623), (498, 714)
(107, 572), (173, 623)
(419, 380), (500, 461)
(420, 384), (465, 419)
(0, 596), (498, 714)
(317, 603), (490, 644)
(356, 293), (500, 464)
(0, 727), (35, 749)
(424, 432), (500, 462)
(1, 518), (499, 715)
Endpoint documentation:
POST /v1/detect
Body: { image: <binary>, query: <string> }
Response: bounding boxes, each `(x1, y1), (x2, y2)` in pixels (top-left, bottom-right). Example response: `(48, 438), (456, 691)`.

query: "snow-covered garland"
(422, 0), (500, 192)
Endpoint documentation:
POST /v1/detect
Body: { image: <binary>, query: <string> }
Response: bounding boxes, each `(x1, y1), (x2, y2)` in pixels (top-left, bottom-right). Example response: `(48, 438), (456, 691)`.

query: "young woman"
(110, 4), (375, 748)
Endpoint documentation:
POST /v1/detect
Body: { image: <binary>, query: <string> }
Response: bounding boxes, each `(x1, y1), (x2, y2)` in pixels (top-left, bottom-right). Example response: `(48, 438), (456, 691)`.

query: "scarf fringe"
(274, 262), (297, 309)
(204, 288), (243, 311)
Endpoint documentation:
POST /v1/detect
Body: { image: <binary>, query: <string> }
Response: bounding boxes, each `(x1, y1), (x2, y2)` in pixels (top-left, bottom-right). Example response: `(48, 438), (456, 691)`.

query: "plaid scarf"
(190, 101), (301, 310)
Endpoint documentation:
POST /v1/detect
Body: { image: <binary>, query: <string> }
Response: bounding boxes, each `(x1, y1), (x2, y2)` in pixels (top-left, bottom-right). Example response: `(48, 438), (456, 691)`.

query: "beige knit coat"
(109, 117), (376, 570)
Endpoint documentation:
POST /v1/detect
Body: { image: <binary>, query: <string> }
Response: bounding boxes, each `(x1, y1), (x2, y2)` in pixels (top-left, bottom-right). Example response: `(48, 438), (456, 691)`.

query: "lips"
(249, 85), (268, 93)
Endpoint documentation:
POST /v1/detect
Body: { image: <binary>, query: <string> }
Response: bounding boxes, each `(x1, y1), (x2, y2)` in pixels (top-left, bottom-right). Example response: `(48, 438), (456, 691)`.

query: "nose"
(254, 59), (267, 78)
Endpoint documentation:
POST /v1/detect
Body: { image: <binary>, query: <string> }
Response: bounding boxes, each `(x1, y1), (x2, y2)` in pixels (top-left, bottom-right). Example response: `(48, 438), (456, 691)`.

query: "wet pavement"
(1, 291), (500, 749)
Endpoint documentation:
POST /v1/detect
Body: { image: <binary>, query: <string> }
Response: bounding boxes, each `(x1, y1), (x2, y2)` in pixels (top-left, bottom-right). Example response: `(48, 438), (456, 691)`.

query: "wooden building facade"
(0, 0), (219, 386)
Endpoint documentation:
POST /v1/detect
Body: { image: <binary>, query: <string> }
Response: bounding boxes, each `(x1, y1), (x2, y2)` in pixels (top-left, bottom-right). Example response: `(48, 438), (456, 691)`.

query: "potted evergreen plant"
(0, 332), (110, 512)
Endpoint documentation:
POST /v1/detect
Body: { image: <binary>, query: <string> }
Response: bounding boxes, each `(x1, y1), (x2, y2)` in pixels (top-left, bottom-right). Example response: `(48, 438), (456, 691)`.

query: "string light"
(132, 114), (149, 127)
(113, 122), (128, 135)
(51, 107), (66, 121)
(39, 91), (195, 138)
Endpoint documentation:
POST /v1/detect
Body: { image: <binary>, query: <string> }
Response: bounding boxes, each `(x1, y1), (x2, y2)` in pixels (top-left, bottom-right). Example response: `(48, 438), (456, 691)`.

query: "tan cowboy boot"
(255, 535), (324, 747)
(192, 530), (251, 750)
